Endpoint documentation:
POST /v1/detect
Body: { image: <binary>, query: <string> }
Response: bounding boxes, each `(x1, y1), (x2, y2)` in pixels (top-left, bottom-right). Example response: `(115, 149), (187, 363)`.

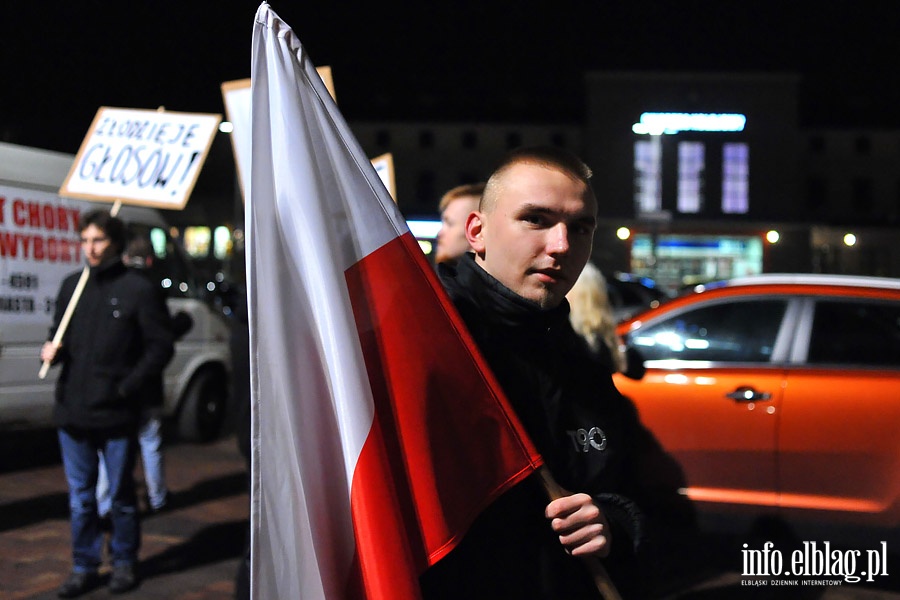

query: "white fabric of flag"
(247, 4), (541, 599)
(248, 5), (403, 598)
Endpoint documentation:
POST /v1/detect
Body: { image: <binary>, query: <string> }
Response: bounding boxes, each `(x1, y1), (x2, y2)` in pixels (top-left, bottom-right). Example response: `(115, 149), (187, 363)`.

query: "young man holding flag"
(426, 146), (648, 598)
(249, 6), (666, 599)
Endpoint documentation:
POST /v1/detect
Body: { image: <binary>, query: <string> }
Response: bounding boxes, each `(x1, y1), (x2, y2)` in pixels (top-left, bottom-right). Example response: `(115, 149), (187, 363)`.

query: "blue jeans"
(58, 428), (140, 571)
(97, 413), (167, 513)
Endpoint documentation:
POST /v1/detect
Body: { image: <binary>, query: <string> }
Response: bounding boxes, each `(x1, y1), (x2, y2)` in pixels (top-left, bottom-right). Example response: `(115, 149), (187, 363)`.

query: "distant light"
(418, 240), (433, 254)
(161, 278), (173, 289)
(616, 227), (631, 240)
(843, 233), (857, 247)
(766, 230), (780, 244)
(179, 282), (189, 293)
(633, 112), (747, 135)
(219, 121), (234, 133)
(207, 282), (216, 292)
(407, 220), (441, 239)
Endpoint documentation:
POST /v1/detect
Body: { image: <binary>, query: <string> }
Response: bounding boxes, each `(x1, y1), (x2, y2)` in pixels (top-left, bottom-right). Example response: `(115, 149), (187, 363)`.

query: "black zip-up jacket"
(421, 254), (648, 599)
(49, 258), (175, 431)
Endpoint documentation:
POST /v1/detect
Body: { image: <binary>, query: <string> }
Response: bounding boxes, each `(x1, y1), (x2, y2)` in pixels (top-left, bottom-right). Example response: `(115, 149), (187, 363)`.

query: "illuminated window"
(213, 226), (232, 260)
(677, 142), (704, 213)
(722, 143), (749, 214)
(634, 140), (662, 213)
(184, 226), (211, 258)
(149, 228), (168, 258)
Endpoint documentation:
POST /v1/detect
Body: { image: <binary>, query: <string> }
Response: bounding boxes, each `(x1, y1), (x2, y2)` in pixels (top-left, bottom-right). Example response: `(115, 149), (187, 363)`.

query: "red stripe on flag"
(346, 232), (542, 596)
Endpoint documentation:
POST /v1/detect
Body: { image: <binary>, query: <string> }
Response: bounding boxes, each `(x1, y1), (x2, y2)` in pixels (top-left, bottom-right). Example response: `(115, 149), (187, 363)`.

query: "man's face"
(80, 224), (117, 267)
(436, 195), (480, 264)
(467, 163), (597, 308)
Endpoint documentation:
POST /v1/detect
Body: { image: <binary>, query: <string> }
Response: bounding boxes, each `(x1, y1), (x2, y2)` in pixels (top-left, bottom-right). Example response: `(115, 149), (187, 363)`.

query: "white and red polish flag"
(247, 4), (542, 599)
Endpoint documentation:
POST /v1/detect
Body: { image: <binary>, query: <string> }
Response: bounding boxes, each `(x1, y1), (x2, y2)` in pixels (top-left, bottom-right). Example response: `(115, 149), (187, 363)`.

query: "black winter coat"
(49, 258), (175, 430)
(421, 254), (648, 599)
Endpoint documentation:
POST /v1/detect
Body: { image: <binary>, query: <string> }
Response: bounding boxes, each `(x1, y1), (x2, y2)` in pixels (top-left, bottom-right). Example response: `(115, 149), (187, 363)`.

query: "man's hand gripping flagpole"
(539, 466), (624, 600)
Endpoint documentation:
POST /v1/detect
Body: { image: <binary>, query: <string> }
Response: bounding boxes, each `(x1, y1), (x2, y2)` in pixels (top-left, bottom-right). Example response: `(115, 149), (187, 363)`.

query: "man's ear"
(465, 211), (486, 256)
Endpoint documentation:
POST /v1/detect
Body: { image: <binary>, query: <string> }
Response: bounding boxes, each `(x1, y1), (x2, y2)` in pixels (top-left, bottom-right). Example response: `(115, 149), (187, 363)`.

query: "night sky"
(3, 1), (900, 155)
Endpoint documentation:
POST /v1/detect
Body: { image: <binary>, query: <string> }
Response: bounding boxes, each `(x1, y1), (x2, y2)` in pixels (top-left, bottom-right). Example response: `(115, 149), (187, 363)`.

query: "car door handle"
(726, 387), (772, 402)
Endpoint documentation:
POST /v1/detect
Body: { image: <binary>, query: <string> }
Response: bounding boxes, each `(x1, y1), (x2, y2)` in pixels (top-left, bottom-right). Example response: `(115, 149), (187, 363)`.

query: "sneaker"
(57, 570), (100, 598)
(108, 563), (138, 594)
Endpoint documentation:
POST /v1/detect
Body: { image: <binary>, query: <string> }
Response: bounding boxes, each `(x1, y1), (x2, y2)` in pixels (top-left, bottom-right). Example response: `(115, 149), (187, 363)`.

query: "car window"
(807, 299), (900, 367)
(629, 299), (788, 362)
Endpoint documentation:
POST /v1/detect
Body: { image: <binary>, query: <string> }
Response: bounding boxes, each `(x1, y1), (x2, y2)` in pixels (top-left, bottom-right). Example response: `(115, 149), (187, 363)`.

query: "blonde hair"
(438, 182), (486, 212)
(567, 262), (627, 373)
(481, 146), (595, 213)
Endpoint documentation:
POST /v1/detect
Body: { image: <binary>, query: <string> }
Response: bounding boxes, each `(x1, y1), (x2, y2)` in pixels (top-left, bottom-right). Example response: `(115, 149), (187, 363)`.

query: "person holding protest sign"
(426, 147), (650, 598)
(434, 182), (484, 265)
(41, 210), (174, 597)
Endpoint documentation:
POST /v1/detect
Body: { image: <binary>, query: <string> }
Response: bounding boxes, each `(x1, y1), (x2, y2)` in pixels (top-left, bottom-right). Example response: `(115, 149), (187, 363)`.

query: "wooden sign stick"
(38, 266), (89, 379)
(537, 465), (624, 600)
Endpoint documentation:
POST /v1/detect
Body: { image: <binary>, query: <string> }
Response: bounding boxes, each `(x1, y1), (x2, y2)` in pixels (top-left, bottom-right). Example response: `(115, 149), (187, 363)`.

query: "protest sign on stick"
(44, 107), (219, 377)
(60, 106), (221, 210)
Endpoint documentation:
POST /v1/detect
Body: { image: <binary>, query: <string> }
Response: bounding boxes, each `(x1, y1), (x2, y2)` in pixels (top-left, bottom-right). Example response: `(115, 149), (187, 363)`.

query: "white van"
(0, 142), (231, 441)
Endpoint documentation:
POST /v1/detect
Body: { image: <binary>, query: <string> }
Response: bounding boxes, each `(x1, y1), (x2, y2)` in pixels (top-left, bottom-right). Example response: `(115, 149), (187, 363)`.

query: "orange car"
(613, 274), (900, 530)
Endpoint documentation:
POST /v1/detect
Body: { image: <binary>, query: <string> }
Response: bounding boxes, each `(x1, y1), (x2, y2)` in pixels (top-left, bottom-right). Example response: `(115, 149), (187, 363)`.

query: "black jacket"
(49, 258), (175, 430)
(421, 254), (648, 599)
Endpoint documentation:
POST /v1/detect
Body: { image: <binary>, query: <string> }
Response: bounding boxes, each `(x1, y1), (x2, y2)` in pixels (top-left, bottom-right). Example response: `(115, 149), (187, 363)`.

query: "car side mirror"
(622, 346), (646, 381)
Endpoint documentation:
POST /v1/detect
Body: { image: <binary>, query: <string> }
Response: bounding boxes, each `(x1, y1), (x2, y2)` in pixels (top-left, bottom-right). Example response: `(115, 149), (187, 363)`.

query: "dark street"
(0, 429), (248, 599)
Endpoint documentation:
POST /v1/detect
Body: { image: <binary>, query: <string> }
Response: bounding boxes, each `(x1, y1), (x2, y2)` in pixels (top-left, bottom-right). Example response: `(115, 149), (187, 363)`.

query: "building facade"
(184, 71), (900, 290)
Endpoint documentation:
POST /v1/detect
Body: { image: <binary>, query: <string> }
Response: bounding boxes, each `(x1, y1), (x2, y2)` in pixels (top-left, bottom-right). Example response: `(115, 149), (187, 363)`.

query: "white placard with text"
(60, 107), (221, 209)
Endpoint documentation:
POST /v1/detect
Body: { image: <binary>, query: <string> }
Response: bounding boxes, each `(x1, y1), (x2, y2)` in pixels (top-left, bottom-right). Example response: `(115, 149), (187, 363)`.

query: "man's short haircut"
(481, 146), (594, 212)
(438, 182), (486, 213)
(79, 209), (127, 255)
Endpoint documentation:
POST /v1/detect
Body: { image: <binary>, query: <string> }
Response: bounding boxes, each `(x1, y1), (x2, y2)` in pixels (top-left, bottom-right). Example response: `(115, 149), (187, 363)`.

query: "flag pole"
(38, 200), (122, 379)
(538, 466), (624, 600)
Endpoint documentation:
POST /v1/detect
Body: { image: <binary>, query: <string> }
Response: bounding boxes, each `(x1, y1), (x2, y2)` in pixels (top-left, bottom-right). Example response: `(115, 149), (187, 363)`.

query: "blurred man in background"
(42, 211), (174, 597)
(435, 182), (485, 265)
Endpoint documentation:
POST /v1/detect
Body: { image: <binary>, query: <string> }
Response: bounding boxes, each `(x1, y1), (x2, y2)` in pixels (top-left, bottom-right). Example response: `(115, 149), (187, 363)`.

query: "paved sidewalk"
(2, 429), (899, 599)
(0, 431), (248, 600)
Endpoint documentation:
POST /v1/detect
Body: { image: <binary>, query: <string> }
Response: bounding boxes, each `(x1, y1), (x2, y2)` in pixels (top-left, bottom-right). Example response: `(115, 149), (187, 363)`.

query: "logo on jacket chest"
(566, 426), (608, 453)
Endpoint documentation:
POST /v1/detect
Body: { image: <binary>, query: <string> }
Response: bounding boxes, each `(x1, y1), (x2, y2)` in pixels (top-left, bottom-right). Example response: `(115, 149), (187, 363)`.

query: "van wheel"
(177, 367), (227, 442)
